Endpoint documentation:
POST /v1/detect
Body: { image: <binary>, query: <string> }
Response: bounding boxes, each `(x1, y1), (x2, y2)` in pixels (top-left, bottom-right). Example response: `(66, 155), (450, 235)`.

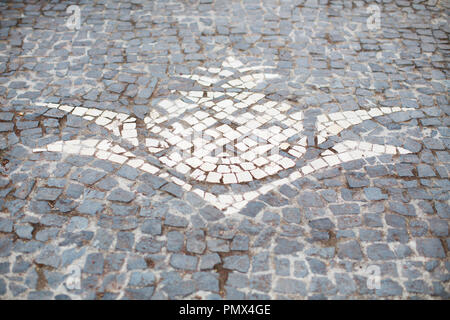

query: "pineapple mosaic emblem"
(36, 56), (413, 213)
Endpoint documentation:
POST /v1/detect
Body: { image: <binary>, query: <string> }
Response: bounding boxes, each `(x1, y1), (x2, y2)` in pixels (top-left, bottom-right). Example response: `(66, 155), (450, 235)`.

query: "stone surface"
(0, 0), (447, 301)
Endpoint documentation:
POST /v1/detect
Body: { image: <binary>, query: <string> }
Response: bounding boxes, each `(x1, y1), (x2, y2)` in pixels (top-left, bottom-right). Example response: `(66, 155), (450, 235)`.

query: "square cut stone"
(264, 164), (282, 175)
(323, 155), (341, 166)
(217, 165), (230, 173)
(200, 162), (216, 172)
(127, 159), (144, 168)
(250, 168), (267, 180)
(368, 108), (383, 117)
(96, 150), (111, 159)
(223, 173), (237, 184)
(72, 107), (88, 116)
(102, 111), (117, 119)
(279, 158), (295, 169)
(96, 117), (111, 126)
(240, 162), (256, 171)
(310, 158), (328, 170)
(236, 171), (253, 183)
(109, 154), (128, 164)
(141, 163), (159, 174)
(301, 165), (315, 175)
(224, 130), (241, 140)
(176, 163), (191, 174)
(206, 172), (222, 183)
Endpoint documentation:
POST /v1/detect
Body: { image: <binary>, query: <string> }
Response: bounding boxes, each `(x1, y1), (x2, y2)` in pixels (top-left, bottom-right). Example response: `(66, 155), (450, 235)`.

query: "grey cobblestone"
(0, 0), (447, 301)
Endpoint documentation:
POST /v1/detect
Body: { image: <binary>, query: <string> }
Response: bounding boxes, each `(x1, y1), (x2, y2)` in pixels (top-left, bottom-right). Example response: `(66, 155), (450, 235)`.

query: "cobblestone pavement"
(0, 0), (449, 300)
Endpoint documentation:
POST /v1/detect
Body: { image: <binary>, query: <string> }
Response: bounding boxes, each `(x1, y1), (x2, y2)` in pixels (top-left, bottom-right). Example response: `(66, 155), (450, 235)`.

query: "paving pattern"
(0, 0), (449, 300)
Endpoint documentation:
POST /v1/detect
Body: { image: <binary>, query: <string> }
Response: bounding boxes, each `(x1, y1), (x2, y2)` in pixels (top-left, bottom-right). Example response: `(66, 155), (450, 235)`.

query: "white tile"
(47, 143), (63, 152)
(250, 168), (267, 180)
(349, 150), (363, 160)
(146, 138), (159, 147)
(359, 142), (372, 151)
(95, 150), (111, 159)
(169, 152), (183, 163)
(200, 162), (216, 172)
(397, 147), (411, 155)
(59, 105), (74, 112)
(223, 130), (241, 141)
(310, 158), (328, 170)
(368, 108), (383, 117)
(127, 159), (144, 168)
(80, 147), (96, 156)
(141, 163), (159, 174)
(218, 194), (234, 204)
(289, 171), (302, 180)
(72, 107), (88, 116)
(236, 171), (253, 183)
(123, 123), (136, 130)
(219, 69), (234, 77)
(264, 164), (282, 176)
(321, 149), (334, 156)
(206, 172), (222, 183)
(177, 140), (193, 150)
(63, 144), (81, 154)
(301, 165), (315, 175)
(223, 173), (237, 184)
(253, 157), (269, 167)
(279, 157), (296, 169)
(327, 124), (343, 135)
(323, 155), (341, 166)
(235, 142), (249, 152)
(243, 191), (259, 201)
(116, 113), (129, 121)
(111, 145), (126, 154)
(176, 163), (191, 174)
(102, 110), (117, 119)
(288, 149), (302, 158)
(230, 165), (242, 173)
(95, 117), (111, 126)
(332, 143), (348, 153)
(240, 162), (256, 171)
(316, 115), (328, 124)
(203, 156), (219, 164)
(337, 152), (353, 162)
(217, 165), (230, 173)
(289, 111), (303, 120)
(32, 148), (46, 153)
(336, 120), (351, 129)
(160, 156), (177, 167)
(385, 145), (397, 154)
(372, 144), (385, 154)
(109, 154), (128, 164)
(190, 169), (204, 179)
(329, 112), (345, 121)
